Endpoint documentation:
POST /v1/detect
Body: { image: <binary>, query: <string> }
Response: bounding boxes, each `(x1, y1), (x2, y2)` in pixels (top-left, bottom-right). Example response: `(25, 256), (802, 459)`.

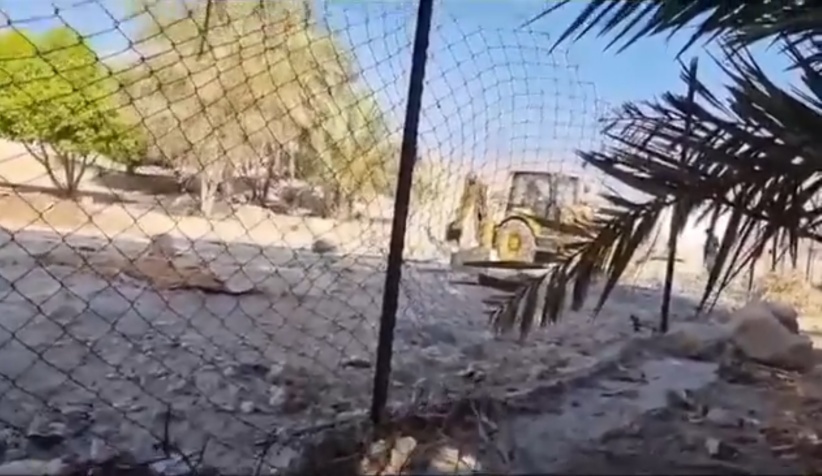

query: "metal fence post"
(370, 0), (435, 426)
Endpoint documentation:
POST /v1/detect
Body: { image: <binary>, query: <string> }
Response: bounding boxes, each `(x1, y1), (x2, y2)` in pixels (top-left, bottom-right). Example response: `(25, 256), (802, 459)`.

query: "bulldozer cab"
(505, 171), (581, 220)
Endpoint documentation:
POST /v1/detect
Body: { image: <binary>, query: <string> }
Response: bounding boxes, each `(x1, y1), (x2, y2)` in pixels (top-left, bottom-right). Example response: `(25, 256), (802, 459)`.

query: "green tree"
(0, 27), (144, 197)
(126, 0), (397, 217)
(492, 2), (822, 337)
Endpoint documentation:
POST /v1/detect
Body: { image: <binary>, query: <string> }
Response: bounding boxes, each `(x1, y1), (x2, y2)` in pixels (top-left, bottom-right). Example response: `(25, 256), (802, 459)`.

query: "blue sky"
(0, 0), (795, 185)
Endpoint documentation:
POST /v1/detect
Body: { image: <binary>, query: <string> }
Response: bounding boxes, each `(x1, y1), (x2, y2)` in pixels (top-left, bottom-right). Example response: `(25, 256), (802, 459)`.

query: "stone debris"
(340, 356), (371, 369)
(762, 300), (800, 334)
(702, 407), (740, 428)
(268, 385), (288, 409)
(425, 446), (481, 475)
(704, 436), (739, 460)
(360, 436), (418, 475)
(360, 436), (482, 476)
(729, 301), (814, 371)
(311, 238), (337, 254)
(658, 322), (731, 361)
(239, 400), (255, 414)
(0, 231), (759, 473)
(149, 455), (191, 476)
(25, 415), (66, 449)
(147, 233), (180, 259)
(0, 458), (68, 476)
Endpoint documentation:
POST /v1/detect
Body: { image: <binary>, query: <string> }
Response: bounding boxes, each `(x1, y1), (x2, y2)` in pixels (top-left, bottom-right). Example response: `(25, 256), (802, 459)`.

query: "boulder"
(729, 302), (814, 371)
(731, 300), (800, 334)
(762, 300), (800, 334)
(659, 322), (732, 360)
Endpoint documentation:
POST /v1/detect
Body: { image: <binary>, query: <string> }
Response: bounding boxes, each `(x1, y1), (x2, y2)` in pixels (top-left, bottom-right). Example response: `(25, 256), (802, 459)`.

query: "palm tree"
(490, 1), (822, 338)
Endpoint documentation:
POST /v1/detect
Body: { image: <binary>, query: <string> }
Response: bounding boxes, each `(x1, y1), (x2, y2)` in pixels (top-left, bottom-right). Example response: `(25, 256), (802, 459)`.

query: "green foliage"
(126, 0), (397, 216)
(0, 27), (144, 194)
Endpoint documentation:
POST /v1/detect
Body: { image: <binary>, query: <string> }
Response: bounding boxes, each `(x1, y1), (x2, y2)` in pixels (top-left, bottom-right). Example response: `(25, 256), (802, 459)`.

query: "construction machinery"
(445, 170), (596, 264)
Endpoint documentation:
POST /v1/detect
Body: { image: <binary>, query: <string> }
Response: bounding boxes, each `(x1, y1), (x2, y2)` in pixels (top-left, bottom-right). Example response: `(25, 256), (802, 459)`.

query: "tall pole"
(660, 58), (698, 333)
(370, 0), (435, 426)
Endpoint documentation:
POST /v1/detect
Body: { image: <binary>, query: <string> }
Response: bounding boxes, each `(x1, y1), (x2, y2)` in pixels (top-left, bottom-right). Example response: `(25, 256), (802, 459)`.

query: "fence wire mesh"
(0, 0), (636, 474)
(0, 1), (421, 473)
(390, 5), (611, 402)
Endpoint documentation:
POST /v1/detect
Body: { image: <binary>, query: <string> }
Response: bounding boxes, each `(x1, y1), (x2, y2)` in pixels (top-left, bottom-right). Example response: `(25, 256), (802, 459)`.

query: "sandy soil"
(3, 149), (822, 474)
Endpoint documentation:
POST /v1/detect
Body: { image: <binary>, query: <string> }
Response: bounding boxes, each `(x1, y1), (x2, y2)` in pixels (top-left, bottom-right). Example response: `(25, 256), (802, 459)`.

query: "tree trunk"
(257, 156), (277, 206)
(199, 174), (218, 217)
(287, 152), (296, 180)
(25, 143), (92, 199)
(61, 153), (93, 199)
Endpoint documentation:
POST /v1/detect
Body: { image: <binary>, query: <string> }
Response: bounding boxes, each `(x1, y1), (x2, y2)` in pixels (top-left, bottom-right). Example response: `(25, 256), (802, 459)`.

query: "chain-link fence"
(0, 0), (617, 474)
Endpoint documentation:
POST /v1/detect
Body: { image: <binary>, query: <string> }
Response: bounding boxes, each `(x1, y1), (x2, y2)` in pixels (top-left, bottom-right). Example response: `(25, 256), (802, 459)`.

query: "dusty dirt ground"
(560, 356), (822, 475)
(6, 150), (822, 475)
(289, 339), (822, 476)
(0, 144), (452, 262)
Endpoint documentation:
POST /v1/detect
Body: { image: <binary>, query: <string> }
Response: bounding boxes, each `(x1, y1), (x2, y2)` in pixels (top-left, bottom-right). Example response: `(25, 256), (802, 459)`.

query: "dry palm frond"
(486, 43), (822, 339)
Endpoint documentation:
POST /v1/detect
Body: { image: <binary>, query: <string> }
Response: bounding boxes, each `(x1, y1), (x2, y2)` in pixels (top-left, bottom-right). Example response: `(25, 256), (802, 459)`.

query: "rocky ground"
(559, 358), (822, 475)
(0, 223), (726, 474)
(296, 303), (822, 476)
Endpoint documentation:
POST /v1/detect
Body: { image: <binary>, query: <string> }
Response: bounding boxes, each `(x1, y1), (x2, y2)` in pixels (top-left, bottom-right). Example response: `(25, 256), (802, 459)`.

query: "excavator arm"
(445, 173), (492, 249)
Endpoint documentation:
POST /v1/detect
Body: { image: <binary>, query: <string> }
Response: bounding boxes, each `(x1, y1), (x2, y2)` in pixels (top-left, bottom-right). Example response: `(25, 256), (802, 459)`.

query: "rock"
(730, 302), (814, 371)
(60, 405), (92, 436)
(0, 459), (69, 476)
(239, 400), (255, 414)
(150, 456), (191, 476)
(360, 439), (389, 475)
(148, 233), (178, 259)
(665, 389), (697, 410)
(26, 415), (66, 449)
(223, 275), (256, 294)
(659, 322), (731, 360)
(194, 371), (222, 394)
(268, 386), (287, 408)
(426, 446), (481, 474)
(387, 436), (417, 474)
(266, 363), (285, 382)
(732, 300), (799, 333)
(762, 300), (800, 334)
(458, 363), (486, 382)
(311, 238), (337, 254)
(166, 378), (189, 394)
(235, 362), (269, 378)
(705, 437), (738, 460)
(222, 366), (237, 378)
(89, 437), (117, 464)
(704, 407), (739, 428)
(341, 356), (371, 369)
(360, 436), (418, 475)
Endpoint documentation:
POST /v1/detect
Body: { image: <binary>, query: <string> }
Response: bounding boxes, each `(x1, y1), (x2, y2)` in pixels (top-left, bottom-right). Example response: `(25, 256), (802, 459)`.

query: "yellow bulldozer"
(445, 170), (596, 264)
